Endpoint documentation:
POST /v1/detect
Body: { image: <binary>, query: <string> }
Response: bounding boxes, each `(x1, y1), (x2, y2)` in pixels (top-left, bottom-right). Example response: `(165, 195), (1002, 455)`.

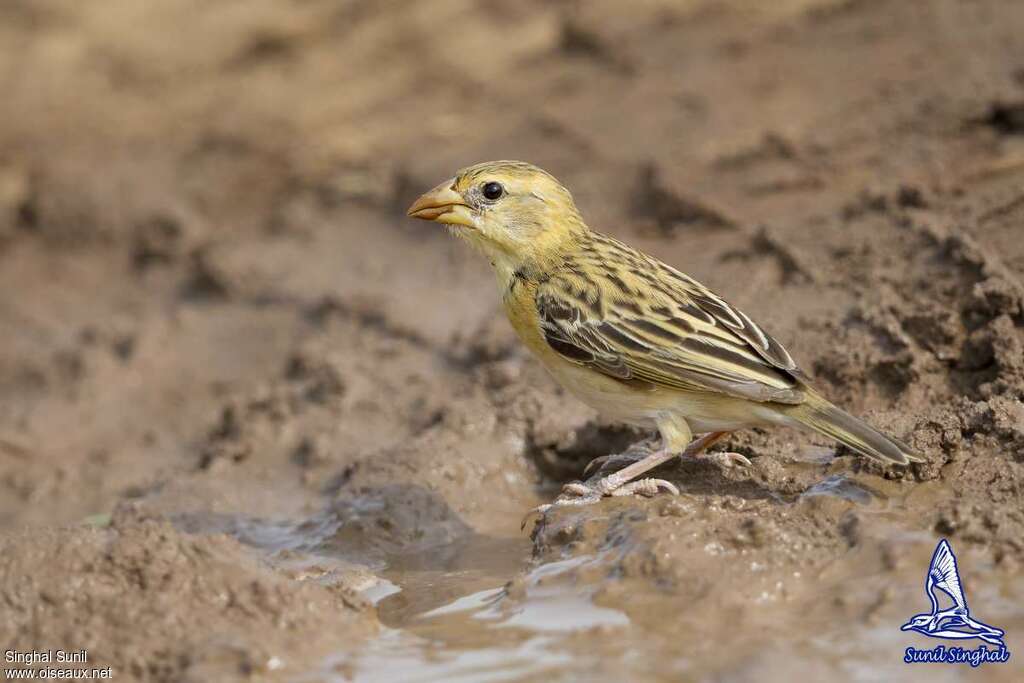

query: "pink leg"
(523, 432), (732, 529)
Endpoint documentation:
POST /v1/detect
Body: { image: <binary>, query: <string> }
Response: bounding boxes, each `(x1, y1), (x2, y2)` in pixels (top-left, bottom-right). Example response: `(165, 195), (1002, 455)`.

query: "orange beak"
(406, 180), (475, 228)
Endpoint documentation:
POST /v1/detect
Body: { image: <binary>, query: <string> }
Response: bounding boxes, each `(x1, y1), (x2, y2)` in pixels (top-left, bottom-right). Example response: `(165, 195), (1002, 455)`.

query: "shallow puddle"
(195, 479), (1023, 682)
(307, 556), (631, 683)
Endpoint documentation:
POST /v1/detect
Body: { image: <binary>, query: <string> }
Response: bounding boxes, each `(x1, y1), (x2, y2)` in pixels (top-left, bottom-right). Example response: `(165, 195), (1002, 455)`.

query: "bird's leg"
(522, 431), (754, 528)
(524, 432), (725, 527)
(521, 448), (681, 524)
(583, 431), (747, 477)
(584, 430), (726, 492)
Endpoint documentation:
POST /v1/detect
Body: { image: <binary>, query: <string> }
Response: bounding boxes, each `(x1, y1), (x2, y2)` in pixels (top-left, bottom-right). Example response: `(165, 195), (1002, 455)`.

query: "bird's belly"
(542, 359), (663, 426)
(563, 383), (661, 427)
(545, 357), (785, 433)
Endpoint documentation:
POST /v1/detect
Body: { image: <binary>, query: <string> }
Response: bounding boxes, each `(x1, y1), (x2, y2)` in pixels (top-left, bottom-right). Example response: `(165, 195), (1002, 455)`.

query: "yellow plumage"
(408, 160), (921, 508)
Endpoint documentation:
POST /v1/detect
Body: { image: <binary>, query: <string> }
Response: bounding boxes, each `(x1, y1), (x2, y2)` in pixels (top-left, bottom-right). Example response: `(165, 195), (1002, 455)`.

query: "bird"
(407, 160), (922, 512)
(901, 540), (1005, 646)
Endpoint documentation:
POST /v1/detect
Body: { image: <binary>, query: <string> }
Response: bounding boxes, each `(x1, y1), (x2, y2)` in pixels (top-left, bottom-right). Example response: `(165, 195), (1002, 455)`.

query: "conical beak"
(406, 180), (476, 228)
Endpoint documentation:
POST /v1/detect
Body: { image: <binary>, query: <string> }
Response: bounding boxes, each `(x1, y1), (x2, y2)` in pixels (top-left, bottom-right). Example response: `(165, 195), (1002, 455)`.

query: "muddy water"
(344, 557), (627, 683)
(215, 471), (1023, 683)
(286, 528), (632, 683)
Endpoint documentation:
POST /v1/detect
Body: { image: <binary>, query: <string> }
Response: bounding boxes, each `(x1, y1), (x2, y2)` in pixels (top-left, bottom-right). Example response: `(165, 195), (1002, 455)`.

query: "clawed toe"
(563, 475), (679, 501)
(557, 481), (605, 506)
(582, 449), (649, 477)
(609, 478), (679, 497)
(699, 451), (751, 469)
(582, 455), (612, 477)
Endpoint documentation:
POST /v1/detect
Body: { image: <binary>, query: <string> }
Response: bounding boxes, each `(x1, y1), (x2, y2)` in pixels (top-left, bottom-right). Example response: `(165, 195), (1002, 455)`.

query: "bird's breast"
(500, 281), (664, 421)
(500, 275), (551, 356)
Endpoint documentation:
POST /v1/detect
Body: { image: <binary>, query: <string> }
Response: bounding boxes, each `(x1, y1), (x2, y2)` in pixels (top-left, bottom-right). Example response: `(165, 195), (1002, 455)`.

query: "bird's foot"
(565, 477), (679, 500)
(695, 451), (751, 469)
(522, 434), (733, 531)
(522, 474), (678, 530)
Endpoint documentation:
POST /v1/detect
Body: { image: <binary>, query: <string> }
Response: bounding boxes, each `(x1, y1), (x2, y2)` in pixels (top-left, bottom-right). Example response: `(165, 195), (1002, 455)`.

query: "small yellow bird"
(408, 161), (921, 510)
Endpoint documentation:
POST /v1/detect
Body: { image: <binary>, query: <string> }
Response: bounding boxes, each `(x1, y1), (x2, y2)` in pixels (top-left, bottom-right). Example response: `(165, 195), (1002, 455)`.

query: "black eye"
(482, 181), (504, 201)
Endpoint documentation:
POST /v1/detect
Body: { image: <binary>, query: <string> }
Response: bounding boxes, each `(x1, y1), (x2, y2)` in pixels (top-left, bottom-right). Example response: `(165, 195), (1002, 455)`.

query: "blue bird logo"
(901, 539), (1005, 646)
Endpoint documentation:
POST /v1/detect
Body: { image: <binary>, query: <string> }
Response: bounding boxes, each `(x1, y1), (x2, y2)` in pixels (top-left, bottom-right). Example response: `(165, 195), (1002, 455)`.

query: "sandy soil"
(1, 0), (1023, 680)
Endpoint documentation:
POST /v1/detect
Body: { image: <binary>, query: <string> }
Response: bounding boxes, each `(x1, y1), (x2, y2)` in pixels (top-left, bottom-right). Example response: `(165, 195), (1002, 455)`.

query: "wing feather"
(536, 235), (808, 404)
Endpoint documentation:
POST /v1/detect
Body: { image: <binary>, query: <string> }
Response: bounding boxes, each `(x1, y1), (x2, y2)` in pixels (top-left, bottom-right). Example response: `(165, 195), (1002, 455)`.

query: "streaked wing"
(929, 540), (967, 611)
(535, 234), (808, 404)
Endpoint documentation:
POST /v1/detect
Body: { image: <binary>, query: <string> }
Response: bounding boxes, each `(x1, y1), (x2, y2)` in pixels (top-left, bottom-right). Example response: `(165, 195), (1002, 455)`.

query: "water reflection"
(308, 555), (630, 683)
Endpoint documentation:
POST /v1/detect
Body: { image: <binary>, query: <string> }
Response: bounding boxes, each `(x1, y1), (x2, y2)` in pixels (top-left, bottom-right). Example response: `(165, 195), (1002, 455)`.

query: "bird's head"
(407, 160), (587, 274)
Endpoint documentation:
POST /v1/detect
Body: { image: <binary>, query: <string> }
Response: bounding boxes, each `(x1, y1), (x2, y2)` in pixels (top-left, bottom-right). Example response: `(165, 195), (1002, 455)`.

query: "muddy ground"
(1, 0), (1023, 681)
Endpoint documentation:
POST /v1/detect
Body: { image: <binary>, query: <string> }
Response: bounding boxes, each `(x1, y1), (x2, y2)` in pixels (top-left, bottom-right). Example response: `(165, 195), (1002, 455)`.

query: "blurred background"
(1, 1), (1023, 681)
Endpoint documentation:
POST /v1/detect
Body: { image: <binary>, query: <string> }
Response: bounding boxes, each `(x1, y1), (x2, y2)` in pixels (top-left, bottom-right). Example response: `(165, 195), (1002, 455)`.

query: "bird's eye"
(481, 181), (504, 201)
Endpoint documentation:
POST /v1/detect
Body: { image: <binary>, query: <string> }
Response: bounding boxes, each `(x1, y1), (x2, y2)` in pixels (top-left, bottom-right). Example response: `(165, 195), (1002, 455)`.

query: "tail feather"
(790, 395), (922, 465)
